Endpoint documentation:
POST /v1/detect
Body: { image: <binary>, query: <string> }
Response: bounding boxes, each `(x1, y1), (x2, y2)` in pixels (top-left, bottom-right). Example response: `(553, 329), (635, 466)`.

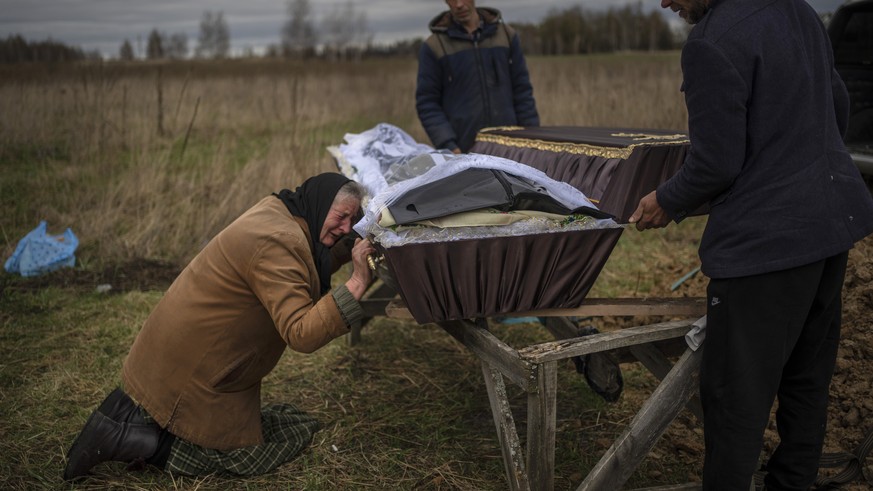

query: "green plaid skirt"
(148, 403), (320, 477)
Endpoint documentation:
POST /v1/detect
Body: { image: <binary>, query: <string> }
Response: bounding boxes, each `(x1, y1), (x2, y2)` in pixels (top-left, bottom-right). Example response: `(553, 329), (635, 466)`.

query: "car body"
(827, 0), (873, 184)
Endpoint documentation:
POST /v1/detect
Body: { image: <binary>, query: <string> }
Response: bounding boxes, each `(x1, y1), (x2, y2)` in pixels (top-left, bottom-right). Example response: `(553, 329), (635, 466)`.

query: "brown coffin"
(376, 126), (690, 324)
(377, 227), (623, 323)
(470, 126), (690, 222)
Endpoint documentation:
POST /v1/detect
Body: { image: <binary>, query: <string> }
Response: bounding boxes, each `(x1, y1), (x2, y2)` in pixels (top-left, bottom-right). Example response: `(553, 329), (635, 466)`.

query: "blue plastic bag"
(4, 221), (79, 277)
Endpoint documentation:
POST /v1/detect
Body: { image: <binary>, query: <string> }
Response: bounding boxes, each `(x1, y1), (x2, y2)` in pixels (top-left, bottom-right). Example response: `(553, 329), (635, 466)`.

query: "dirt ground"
(1, 257), (181, 294)
(827, 235), (873, 488)
(649, 234), (873, 489)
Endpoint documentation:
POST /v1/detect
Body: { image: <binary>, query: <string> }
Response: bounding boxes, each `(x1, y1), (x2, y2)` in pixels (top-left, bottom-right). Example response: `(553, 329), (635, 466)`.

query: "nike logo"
(711, 297), (721, 306)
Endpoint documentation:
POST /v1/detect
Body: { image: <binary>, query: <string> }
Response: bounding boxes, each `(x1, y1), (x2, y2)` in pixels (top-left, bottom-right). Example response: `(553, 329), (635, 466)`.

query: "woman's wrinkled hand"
(345, 238), (376, 300)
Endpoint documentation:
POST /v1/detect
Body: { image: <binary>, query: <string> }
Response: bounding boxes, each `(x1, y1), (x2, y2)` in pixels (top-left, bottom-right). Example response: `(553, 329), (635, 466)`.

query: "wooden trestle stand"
(344, 126), (707, 489)
(352, 285), (707, 491)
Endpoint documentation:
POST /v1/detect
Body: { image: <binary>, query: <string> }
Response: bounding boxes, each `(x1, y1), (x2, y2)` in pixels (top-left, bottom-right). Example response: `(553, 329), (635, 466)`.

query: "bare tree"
(321, 1), (372, 60)
(165, 33), (189, 59)
(214, 13), (231, 58)
(264, 44), (281, 58)
(321, 6), (349, 59)
(281, 0), (317, 58)
(146, 29), (164, 60)
(195, 11), (231, 59)
(119, 39), (135, 61)
(351, 4), (373, 55)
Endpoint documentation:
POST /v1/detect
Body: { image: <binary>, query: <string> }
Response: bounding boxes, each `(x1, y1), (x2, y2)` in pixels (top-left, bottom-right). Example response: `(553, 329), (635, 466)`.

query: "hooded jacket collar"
(428, 7), (502, 38)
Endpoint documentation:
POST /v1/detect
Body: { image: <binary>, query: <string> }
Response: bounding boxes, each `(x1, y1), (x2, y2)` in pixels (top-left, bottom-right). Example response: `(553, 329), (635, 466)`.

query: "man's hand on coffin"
(629, 190), (671, 231)
(345, 238), (376, 300)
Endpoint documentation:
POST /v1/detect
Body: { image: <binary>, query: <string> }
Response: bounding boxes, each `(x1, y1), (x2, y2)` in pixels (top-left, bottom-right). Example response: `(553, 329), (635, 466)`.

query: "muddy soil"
(650, 234), (873, 489)
(1, 258), (180, 294)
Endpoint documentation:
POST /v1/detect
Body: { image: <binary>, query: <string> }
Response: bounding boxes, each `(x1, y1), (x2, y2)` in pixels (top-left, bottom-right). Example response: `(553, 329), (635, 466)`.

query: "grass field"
(0, 53), (719, 490)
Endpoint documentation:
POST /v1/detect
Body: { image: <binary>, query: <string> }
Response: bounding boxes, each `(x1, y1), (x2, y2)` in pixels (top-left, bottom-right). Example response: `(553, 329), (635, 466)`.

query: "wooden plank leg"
(442, 320), (534, 390)
(481, 360), (530, 491)
(631, 484), (701, 490)
(629, 343), (704, 423)
(542, 316), (581, 340)
(527, 361), (558, 491)
(347, 280), (396, 347)
(347, 323), (363, 346)
(578, 347), (703, 491)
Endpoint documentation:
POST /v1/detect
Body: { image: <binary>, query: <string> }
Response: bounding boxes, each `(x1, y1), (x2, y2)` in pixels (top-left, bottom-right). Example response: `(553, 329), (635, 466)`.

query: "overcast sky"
(1, 0), (847, 58)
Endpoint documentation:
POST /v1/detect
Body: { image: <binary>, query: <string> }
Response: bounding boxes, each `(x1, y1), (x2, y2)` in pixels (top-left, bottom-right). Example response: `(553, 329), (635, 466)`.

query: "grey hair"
(333, 180), (366, 205)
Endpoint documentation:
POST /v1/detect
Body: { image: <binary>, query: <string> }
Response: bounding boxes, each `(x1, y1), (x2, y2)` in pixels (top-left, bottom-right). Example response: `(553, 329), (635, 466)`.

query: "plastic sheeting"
(4, 221), (78, 277)
(327, 123), (442, 198)
(351, 151), (620, 248)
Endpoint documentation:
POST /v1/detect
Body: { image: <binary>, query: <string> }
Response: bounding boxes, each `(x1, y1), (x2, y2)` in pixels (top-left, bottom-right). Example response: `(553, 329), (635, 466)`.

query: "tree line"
(516, 4), (683, 55)
(0, 1), (685, 64)
(0, 35), (101, 63)
(275, 0), (683, 59)
(120, 10), (230, 61)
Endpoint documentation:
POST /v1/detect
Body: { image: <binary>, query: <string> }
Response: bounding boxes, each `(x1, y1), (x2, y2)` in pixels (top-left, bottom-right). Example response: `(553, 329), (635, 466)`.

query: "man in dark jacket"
(416, 0), (539, 154)
(629, 0), (873, 489)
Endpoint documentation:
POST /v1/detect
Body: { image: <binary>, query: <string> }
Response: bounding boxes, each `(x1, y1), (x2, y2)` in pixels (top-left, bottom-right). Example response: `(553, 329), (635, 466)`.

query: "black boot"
(63, 410), (160, 481)
(96, 388), (145, 424)
(570, 325), (624, 403)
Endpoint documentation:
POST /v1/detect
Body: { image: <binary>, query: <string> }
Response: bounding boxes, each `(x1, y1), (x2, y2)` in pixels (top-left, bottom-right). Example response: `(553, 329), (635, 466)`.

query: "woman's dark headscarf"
(274, 172), (352, 295)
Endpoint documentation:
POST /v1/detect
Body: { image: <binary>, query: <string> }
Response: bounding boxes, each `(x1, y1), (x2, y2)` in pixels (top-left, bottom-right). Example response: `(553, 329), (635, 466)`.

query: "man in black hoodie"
(630, 0), (873, 489)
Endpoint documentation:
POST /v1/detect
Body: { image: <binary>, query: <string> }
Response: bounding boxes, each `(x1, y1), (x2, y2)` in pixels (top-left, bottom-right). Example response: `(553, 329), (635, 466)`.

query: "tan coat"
(122, 196), (349, 450)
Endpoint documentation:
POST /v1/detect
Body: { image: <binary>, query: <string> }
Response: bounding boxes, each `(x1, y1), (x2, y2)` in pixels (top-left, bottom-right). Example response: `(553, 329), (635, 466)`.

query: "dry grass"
(0, 54), (686, 265)
(1, 59), (427, 263)
(533, 53), (687, 129)
(0, 285), (706, 490)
